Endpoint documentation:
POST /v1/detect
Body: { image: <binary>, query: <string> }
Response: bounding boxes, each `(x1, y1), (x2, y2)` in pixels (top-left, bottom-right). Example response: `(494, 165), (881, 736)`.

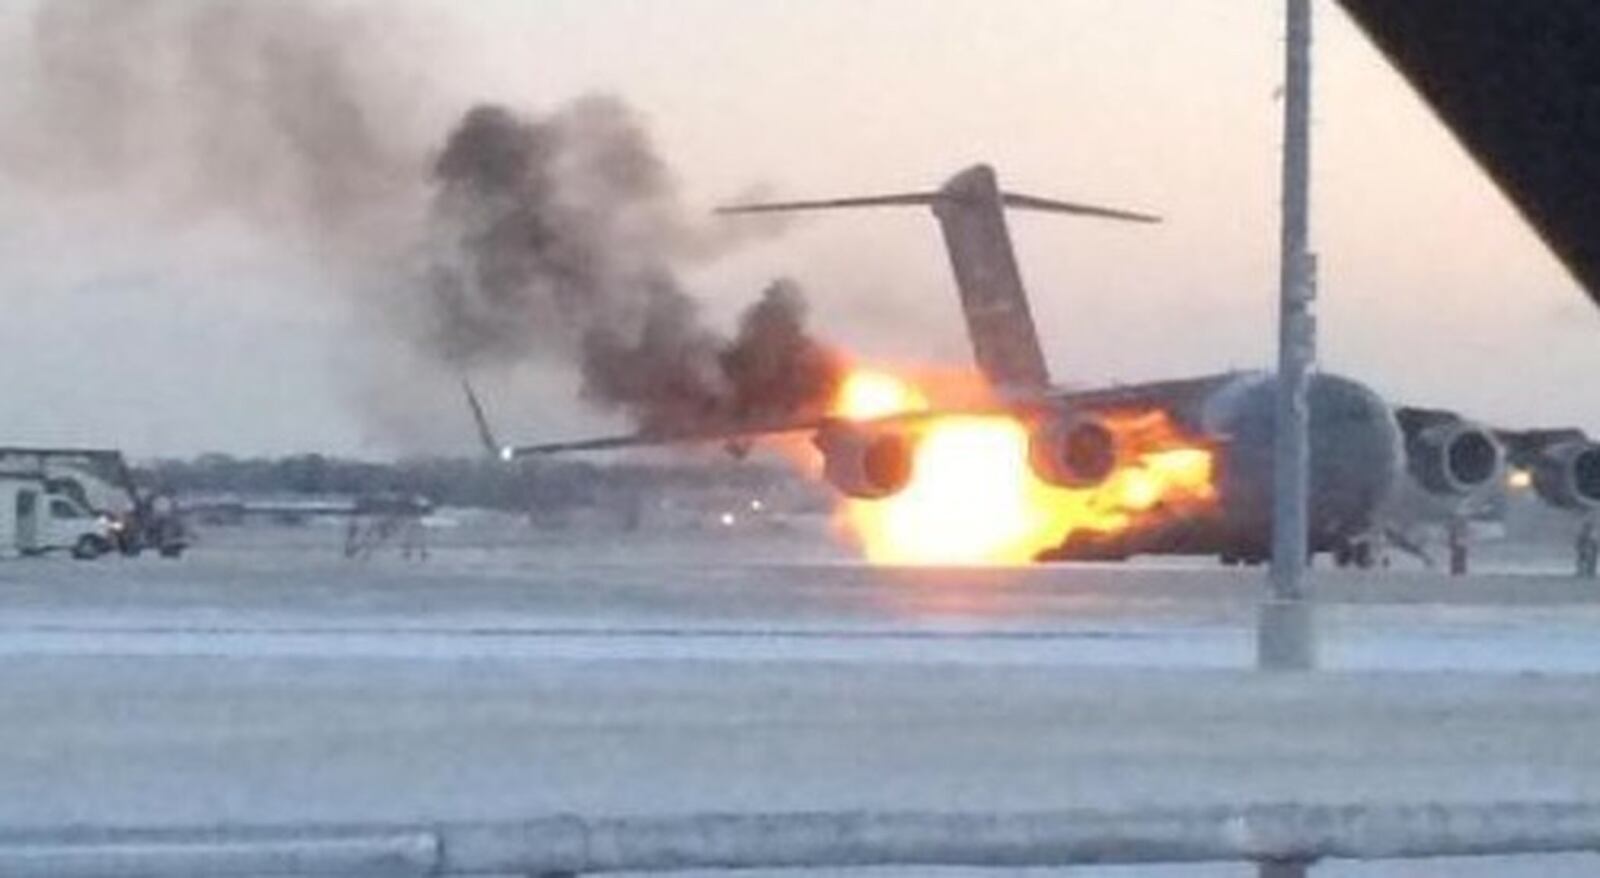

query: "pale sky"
(0, 0), (1594, 458)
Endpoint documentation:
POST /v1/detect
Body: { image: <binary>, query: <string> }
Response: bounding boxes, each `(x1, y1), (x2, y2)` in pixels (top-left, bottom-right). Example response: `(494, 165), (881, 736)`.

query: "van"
(0, 475), (119, 559)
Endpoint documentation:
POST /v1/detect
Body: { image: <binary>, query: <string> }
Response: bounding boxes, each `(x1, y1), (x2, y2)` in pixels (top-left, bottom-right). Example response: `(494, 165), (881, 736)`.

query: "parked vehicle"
(0, 448), (189, 560)
(0, 474), (119, 559)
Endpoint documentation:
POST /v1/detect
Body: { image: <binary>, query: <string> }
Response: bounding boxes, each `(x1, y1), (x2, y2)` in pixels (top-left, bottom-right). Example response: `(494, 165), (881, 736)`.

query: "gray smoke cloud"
(8, 0), (423, 257)
(4, 0), (843, 443)
(423, 99), (840, 433)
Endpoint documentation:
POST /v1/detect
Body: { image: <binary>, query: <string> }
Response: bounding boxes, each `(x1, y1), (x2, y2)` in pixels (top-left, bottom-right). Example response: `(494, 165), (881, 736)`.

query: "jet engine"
(815, 424), (916, 500)
(1529, 440), (1600, 510)
(1028, 415), (1117, 489)
(1402, 418), (1503, 496)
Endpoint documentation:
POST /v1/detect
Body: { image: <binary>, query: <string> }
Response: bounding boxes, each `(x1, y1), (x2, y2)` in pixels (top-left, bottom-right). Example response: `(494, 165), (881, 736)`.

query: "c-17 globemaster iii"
(469, 164), (1600, 565)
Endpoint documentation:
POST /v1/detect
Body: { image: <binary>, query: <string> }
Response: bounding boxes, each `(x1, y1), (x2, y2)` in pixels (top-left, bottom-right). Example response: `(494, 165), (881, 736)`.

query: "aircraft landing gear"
(1219, 548), (1268, 567)
(1331, 538), (1376, 570)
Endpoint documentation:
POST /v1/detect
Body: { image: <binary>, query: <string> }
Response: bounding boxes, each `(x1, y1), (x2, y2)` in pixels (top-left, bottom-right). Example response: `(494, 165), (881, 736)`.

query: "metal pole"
(1260, 0), (1317, 671)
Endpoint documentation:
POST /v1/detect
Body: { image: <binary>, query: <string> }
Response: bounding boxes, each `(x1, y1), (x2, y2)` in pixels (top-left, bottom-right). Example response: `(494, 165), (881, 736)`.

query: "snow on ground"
(1, 526), (1599, 875)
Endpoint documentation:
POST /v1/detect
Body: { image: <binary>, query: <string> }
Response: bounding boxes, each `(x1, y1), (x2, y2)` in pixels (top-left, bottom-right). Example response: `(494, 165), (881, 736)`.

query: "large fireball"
(831, 370), (1214, 565)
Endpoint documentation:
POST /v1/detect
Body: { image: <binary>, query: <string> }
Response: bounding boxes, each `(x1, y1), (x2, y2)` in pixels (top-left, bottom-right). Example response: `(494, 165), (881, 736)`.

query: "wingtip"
(461, 377), (506, 460)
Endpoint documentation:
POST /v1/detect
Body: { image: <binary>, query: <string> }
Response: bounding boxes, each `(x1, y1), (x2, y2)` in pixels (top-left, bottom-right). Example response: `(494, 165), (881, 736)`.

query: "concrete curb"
(3, 801), (1598, 875)
(0, 830), (439, 877)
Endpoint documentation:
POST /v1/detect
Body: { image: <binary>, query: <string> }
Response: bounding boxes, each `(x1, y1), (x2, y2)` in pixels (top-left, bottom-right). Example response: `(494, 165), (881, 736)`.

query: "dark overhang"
(1337, 0), (1600, 305)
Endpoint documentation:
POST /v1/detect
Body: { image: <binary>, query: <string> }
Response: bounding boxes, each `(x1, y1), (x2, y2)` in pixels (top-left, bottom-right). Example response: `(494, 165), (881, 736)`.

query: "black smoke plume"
(421, 97), (842, 433)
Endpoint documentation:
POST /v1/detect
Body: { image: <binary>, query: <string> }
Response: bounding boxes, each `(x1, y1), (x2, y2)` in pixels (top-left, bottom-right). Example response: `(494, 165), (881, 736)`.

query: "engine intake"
(815, 424), (915, 500)
(1405, 421), (1502, 496)
(1530, 441), (1600, 510)
(1029, 416), (1117, 489)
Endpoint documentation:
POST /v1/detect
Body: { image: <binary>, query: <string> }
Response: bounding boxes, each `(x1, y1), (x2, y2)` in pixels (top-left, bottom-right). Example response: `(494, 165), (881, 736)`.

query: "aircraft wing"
(462, 379), (1024, 461)
(1390, 405), (1600, 516)
(463, 379), (825, 460)
(1492, 427), (1590, 462)
(499, 417), (830, 459)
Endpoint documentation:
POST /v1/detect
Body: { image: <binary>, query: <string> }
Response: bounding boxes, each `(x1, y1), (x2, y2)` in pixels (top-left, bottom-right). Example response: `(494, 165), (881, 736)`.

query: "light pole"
(1260, 0), (1317, 673)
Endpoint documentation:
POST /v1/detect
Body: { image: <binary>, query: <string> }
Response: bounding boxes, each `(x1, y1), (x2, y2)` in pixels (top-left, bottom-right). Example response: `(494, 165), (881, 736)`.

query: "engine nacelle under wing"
(1529, 440), (1600, 510)
(814, 423), (915, 500)
(1027, 415), (1117, 489)
(1396, 410), (1503, 496)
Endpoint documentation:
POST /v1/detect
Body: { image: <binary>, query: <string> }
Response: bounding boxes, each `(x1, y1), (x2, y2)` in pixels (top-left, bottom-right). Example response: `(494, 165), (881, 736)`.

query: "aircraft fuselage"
(1038, 370), (1403, 563)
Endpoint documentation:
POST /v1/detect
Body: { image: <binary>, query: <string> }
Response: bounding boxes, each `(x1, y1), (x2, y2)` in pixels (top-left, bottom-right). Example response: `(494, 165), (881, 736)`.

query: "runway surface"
(2, 538), (1599, 875)
(5, 545), (1600, 671)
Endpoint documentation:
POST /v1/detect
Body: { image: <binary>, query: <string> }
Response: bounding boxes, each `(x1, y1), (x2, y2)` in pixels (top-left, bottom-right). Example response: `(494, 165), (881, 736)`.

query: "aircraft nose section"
(1306, 373), (1405, 534)
(1211, 372), (1403, 553)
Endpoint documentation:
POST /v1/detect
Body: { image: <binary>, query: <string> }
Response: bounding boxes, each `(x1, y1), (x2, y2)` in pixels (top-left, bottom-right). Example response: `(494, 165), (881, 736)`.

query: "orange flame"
(830, 370), (1215, 565)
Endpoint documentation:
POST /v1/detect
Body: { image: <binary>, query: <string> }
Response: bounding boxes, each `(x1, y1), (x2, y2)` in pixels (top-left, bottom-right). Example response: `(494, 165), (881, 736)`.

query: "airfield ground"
(1, 524), (1599, 876)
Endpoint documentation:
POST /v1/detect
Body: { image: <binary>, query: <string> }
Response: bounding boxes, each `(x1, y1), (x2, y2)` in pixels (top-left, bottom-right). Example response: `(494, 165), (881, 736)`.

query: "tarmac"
(2, 530), (1598, 875)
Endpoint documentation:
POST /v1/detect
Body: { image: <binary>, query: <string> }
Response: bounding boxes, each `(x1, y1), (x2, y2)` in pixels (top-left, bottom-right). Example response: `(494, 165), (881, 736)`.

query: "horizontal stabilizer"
(999, 192), (1160, 224)
(716, 193), (943, 213)
(719, 164), (1159, 392)
(717, 190), (1159, 224)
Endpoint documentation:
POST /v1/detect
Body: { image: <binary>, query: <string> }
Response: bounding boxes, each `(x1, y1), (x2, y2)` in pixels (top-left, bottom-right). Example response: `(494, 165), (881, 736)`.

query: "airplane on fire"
(468, 164), (1600, 565)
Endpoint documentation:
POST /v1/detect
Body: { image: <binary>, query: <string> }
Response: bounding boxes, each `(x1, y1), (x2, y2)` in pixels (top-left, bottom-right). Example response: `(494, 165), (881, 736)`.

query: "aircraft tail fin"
(719, 164), (1158, 392)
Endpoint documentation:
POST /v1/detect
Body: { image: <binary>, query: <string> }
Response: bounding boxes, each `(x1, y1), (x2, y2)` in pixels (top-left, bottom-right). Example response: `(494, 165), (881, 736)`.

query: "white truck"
(0, 474), (119, 559)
